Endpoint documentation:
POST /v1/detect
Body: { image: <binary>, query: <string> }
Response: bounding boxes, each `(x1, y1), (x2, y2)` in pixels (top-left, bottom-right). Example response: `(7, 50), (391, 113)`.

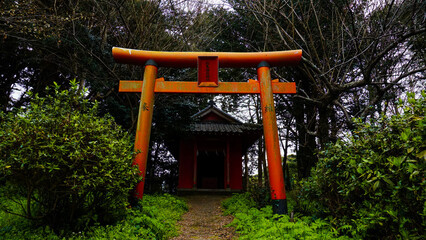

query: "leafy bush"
(223, 193), (347, 239)
(0, 194), (187, 239)
(247, 178), (272, 209)
(296, 92), (426, 239)
(0, 81), (140, 231)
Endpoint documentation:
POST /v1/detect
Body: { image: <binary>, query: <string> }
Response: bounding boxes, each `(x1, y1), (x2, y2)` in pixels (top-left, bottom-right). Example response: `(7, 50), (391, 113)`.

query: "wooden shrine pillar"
(193, 142), (197, 189)
(226, 139), (231, 190)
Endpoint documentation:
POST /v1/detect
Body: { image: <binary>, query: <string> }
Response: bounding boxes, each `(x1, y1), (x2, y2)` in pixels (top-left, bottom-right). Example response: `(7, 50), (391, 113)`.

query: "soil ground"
(171, 195), (237, 240)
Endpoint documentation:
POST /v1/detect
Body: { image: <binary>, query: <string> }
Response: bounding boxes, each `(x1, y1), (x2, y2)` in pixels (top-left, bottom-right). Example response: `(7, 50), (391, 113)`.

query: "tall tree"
(225, 0), (426, 177)
(1, 0), (234, 192)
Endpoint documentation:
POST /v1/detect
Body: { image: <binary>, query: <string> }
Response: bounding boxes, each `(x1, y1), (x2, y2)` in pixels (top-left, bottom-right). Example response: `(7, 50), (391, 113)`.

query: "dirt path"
(172, 195), (237, 240)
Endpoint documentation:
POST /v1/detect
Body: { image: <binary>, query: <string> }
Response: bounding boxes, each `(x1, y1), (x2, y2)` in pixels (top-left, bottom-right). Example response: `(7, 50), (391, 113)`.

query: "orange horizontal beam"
(119, 80), (296, 94)
(112, 47), (302, 68)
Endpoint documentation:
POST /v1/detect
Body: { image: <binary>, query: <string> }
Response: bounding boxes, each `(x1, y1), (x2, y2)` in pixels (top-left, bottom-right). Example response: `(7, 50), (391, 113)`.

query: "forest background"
(1, 0), (425, 192)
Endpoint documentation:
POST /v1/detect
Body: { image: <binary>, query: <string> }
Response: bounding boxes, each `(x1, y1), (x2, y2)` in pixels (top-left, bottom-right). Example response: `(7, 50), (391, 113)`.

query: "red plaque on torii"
(112, 47), (302, 214)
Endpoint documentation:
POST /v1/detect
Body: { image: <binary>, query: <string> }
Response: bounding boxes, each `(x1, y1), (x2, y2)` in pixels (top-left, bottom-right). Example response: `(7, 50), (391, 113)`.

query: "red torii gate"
(112, 47), (302, 214)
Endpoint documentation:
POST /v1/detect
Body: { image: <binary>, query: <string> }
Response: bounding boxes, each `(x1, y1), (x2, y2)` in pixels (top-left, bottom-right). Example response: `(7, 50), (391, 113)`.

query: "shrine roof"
(165, 101), (262, 158)
(189, 122), (262, 135)
(191, 101), (242, 124)
(188, 101), (262, 135)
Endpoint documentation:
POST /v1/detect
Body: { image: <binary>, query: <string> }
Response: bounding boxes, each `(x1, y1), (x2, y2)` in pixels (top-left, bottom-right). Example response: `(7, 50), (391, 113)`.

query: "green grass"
(222, 193), (351, 240)
(0, 194), (187, 240)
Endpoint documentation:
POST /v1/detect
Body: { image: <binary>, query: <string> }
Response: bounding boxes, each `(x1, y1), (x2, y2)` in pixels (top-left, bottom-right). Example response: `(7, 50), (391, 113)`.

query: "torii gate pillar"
(258, 61), (287, 213)
(113, 47), (302, 214)
(133, 60), (157, 198)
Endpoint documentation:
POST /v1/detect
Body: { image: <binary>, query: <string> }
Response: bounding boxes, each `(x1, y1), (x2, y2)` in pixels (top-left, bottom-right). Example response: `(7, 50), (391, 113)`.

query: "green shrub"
(247, 178), (272, 209)
(223, 193), (347, 239)
(0, 194), (188, 239)
(0, 80), (140, 231)
(296, 92), (426, 239)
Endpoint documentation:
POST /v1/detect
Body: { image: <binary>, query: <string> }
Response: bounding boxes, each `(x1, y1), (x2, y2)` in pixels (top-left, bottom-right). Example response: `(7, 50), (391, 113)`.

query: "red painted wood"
(112, 47), (302, 68)
(229, 138), (243, 190)
(193, 142), (197, 188)
(226, 140), (230, 188)
(119, 80), (297, 94)
(198, 56), (219, 87)
(201, 112), (224, 122)
(258, 65), (286, 200)
(177, 112), (247, 191)
(177, 139), (194, 189)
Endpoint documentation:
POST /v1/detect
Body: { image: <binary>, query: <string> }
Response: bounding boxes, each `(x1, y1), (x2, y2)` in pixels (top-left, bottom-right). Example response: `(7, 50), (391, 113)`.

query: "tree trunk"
(243, 154), (249, 191)
(257, 138), (263, 185)
(146, 142), (160, 193)
(262, 149), (269, 188)
(318, 105), (330, 149)
(294, 95), (318, 178)
(281, 126), (291, 191)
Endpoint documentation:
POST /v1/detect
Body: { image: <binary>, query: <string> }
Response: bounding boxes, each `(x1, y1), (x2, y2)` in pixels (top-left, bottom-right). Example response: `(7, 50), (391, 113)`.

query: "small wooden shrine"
(170, 101), (262, 193)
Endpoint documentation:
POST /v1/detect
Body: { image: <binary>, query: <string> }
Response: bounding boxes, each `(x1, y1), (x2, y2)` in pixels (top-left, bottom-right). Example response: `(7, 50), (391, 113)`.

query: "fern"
(223, 194), (350, 240)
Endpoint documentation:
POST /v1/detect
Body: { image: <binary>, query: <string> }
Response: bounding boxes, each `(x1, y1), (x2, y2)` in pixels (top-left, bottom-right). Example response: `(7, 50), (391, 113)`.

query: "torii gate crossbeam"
(113, 47), (302, 215)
